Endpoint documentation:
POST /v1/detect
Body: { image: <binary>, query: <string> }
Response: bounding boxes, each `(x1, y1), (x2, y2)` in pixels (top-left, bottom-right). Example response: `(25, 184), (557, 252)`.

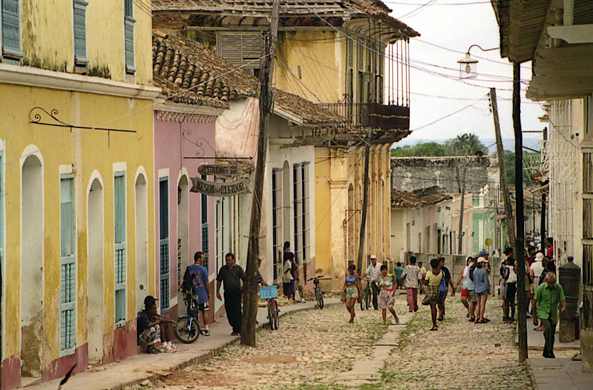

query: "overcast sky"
(386, 0), (545, 150)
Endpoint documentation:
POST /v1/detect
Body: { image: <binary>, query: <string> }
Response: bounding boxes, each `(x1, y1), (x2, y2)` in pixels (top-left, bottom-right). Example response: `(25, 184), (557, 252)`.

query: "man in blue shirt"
(183, 251), (211, 335)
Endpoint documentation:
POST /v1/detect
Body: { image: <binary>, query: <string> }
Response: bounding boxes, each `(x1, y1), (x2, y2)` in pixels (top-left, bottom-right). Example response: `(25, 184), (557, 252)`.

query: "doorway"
(135, 173), (148, 313)
(20, 155), (43, 379)
(87, 177), (104, 363)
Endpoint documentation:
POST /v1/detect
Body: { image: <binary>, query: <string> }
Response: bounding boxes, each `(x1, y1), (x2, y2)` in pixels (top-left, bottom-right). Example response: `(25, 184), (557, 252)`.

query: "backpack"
(439, 273), (448, 293)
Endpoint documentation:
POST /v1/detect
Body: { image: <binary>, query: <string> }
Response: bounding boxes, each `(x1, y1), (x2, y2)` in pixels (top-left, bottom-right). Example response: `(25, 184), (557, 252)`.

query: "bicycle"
(308, 276), (325, 309)
(174, 291), (202, 344)
(260, 285), (279, 330)
(360, 278), (371, 311)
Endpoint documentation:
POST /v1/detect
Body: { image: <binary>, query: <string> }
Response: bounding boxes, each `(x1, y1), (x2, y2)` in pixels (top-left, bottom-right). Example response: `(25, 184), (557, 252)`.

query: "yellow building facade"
(0, 0), (158, 387)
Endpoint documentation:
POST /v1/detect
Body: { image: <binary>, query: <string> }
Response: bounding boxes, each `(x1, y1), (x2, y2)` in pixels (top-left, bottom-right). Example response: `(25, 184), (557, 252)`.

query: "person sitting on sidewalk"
(137, 296), (176, 353)
(533, 272), (566, 359)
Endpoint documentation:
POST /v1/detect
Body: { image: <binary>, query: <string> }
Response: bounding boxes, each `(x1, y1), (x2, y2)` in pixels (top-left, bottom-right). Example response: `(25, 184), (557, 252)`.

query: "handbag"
(439, 274), (448, 293)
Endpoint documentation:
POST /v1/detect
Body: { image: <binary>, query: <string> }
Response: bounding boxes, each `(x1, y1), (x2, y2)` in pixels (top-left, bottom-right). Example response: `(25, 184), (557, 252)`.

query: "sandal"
(469, 318), (475, 322)
(438, 317), (444, 321)
(430, 327), (438, 331)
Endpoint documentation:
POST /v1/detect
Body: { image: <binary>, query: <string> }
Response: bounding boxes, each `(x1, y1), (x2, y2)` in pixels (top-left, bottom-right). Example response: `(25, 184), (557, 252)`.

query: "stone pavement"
(528, 357), (593, 390)
(335, 312), (413, 386)
(522, 322), (580, 350)
(26, 298), (339, 390)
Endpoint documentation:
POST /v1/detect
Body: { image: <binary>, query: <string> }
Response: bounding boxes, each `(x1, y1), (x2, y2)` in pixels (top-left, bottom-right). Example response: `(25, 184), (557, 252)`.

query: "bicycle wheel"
(364, 289), (370, 311)
(317, 293), (324, 310)
(272, 300), (279, 330)
(267, 300), (275, 330)
(174, 316), (200, 344)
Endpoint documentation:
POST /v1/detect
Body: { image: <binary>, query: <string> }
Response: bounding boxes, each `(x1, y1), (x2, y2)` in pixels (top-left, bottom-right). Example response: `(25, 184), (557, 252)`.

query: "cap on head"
(477, 257), (487, 263)
(535, 252), (544, 262)
(144, 295), (158, 308)
(478, 250), (488, 257)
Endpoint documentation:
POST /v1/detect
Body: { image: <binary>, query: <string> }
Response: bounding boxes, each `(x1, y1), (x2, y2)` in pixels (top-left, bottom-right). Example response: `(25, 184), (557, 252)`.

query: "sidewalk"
(528, 358), (592, 390)
(27, 298), (339, 390)
(516, 321), (580, 350)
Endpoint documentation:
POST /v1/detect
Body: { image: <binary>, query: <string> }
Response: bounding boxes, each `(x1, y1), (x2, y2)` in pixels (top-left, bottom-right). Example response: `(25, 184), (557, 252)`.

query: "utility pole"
(356, 128), (372, 274)
(541, 127), (548, 253)
(513, 62), (528, 363)
(456, 162), (467, 254)
(490, 88), (516, 249)
(240, 0), (280, 347)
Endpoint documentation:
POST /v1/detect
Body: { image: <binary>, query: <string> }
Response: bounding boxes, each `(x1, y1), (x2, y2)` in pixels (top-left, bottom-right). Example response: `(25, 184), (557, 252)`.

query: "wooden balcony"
(319, 102), (410, 131)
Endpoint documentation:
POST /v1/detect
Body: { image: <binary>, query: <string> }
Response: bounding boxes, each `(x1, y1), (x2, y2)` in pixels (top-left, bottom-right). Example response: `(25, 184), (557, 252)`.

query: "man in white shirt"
(364, 255), (381, 310)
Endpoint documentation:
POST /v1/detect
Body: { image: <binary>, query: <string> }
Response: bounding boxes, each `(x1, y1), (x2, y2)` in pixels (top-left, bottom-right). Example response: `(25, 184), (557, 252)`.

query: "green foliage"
(391, 133), (487, 157)
(503, 150), (537, 186)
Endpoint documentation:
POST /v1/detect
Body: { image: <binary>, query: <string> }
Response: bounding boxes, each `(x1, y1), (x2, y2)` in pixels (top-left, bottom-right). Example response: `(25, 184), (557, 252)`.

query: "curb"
(524, 360), (539, 390)
(111, 301), (340, 390)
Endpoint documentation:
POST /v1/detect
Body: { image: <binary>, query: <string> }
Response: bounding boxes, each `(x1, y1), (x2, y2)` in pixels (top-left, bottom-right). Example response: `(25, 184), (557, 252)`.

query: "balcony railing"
(320, 102), (410, 131)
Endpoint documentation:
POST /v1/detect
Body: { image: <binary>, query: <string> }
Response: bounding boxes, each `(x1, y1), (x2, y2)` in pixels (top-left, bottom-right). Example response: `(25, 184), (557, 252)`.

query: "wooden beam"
(527, 74), (593, 100)
(548, 25), (593, 44)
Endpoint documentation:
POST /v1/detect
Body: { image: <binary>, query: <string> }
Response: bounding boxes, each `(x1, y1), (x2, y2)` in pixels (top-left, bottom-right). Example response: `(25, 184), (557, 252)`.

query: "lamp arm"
(467, 44), (499, 54)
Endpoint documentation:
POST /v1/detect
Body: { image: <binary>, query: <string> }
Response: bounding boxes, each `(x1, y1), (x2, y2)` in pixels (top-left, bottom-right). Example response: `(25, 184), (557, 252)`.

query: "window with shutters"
(356, 40), (364, 71)
(293, 164), (302, 264)
(1, 0), (22, 60)
(201, 174), (209, 272)
(159, 177), (170, 311)
(216, 33), (263, 76)
(124, 0), (135, 73)
(272, 169), (282, 281)
(114, 172), (126, 327)
(301, 163), (310, 263)
(73, 0), (88, 65)
(60, 176), (76, 354)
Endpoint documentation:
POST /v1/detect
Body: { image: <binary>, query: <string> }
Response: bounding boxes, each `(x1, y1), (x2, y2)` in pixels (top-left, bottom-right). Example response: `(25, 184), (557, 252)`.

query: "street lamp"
(457, 44), (499, 79)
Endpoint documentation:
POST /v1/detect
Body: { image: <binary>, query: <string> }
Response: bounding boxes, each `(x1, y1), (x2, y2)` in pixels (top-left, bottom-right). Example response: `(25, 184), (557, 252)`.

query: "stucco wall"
(0, 84), (155, 386)
(18, 0), (152, 84)
(153, 116), (217, 319)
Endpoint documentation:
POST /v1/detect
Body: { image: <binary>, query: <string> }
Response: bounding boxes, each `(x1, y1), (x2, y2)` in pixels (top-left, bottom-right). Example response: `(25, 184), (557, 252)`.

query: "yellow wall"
(20, 0), (152, 84)
(0, 84), (155, 367)
(275, 30), (342, 104)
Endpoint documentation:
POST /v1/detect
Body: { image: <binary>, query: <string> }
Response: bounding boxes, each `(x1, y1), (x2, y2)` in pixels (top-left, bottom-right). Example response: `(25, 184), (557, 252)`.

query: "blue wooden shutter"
(1, 0), (22, 58)
(114, 173), (126, 326)
(60, 177), (76, 354)
(159, 178), (170, 311)
(73, 0), (88, 64)
(124, 0), (135, 73)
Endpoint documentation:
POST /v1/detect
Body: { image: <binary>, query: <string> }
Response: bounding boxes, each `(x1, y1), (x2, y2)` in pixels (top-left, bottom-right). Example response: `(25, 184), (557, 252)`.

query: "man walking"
(394, 262), (404, 290)
(402, 256), (422, 312)
(364, 255), (381, 310)
(216, 253), (246, 335)
(183, 251), (211, 335)
(437, 257), (455, 321)
(533, 272), (566, 358)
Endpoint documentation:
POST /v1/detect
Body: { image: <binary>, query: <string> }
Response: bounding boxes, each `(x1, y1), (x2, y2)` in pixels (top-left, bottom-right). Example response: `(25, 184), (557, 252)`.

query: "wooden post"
(240, 0), (280, 347)
(513, 62), (528, 363)
(490, 88), (516, 249)
(457, 162), (467, 254)
(356, 128), (372, 274)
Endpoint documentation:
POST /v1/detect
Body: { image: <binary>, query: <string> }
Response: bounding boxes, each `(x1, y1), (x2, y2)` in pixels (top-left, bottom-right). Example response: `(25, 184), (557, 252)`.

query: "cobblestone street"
(129, 295), (534, 390)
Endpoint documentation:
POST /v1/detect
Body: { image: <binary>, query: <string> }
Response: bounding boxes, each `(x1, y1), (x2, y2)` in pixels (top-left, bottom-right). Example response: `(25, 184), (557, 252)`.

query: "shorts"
(422, 285), (440, 305)
(192, 295), (209, 312)
(378, 289), (395, 309)
(346, 286), (359, 300)
(476, 291), (488, 296)
(138, 325), (161, 346)
(505, 283), (517, 302)
(461, 288), (469, 298)
(468, 290), (477, 303)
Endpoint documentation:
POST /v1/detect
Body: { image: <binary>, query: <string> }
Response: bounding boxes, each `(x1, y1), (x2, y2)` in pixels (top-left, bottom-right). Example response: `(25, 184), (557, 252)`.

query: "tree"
(391, 142), (449, 157)
(445, 133), (487, 156)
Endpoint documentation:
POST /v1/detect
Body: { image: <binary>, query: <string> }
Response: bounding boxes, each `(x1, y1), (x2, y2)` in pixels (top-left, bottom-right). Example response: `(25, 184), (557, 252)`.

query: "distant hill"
(393, 137), (542, 152)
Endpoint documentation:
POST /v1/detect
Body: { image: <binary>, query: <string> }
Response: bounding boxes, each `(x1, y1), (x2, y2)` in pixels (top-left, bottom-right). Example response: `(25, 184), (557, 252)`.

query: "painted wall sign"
(198, 164), (243, 177)
(190, 177), (251, 197)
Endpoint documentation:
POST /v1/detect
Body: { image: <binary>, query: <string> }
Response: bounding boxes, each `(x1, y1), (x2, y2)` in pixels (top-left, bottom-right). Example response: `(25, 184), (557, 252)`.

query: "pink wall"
(153, 115), (216, 321)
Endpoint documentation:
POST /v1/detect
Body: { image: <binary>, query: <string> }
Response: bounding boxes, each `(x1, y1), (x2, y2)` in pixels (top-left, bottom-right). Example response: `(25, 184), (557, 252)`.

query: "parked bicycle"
(360, 277), (371, 311)
(260, 285), (279, 330)
(174, 291), (202, 343)
(308, 275), (325, 309)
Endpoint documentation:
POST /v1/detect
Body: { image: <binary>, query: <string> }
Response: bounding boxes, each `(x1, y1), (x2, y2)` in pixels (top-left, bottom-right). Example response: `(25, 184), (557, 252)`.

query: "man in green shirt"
(533, 273), (566, 358)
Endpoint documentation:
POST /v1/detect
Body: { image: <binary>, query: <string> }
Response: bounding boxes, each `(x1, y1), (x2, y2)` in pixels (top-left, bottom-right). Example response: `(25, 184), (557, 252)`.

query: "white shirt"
(531, 261), (544, 289)
(506, 265), (517, 284)
(365, 262), (382, 282)
(283, 260), (293, 283)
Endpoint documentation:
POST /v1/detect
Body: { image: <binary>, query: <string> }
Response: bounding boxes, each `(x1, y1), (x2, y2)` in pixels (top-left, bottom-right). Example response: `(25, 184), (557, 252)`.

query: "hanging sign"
(198, 164), (243, 177)
(190, 176), (251, 197)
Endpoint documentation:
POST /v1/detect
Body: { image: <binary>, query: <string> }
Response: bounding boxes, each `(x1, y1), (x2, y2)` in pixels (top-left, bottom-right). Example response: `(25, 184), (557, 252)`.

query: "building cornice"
(154, 98), (223, 123)
(0, 63), (161, 99)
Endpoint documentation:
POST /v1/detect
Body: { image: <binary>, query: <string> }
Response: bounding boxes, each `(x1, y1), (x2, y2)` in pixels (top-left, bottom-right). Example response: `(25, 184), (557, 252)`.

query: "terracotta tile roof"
(153, 32), (341, 124)
(152, 0), (419, 37)
(391, 189), (451, 209)
(153, 32), (253, 108)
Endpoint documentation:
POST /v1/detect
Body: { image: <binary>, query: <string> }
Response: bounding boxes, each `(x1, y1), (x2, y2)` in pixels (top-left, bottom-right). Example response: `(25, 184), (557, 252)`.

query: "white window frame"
(114, 170), (127, 328)
(59, 173), (76, 356)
